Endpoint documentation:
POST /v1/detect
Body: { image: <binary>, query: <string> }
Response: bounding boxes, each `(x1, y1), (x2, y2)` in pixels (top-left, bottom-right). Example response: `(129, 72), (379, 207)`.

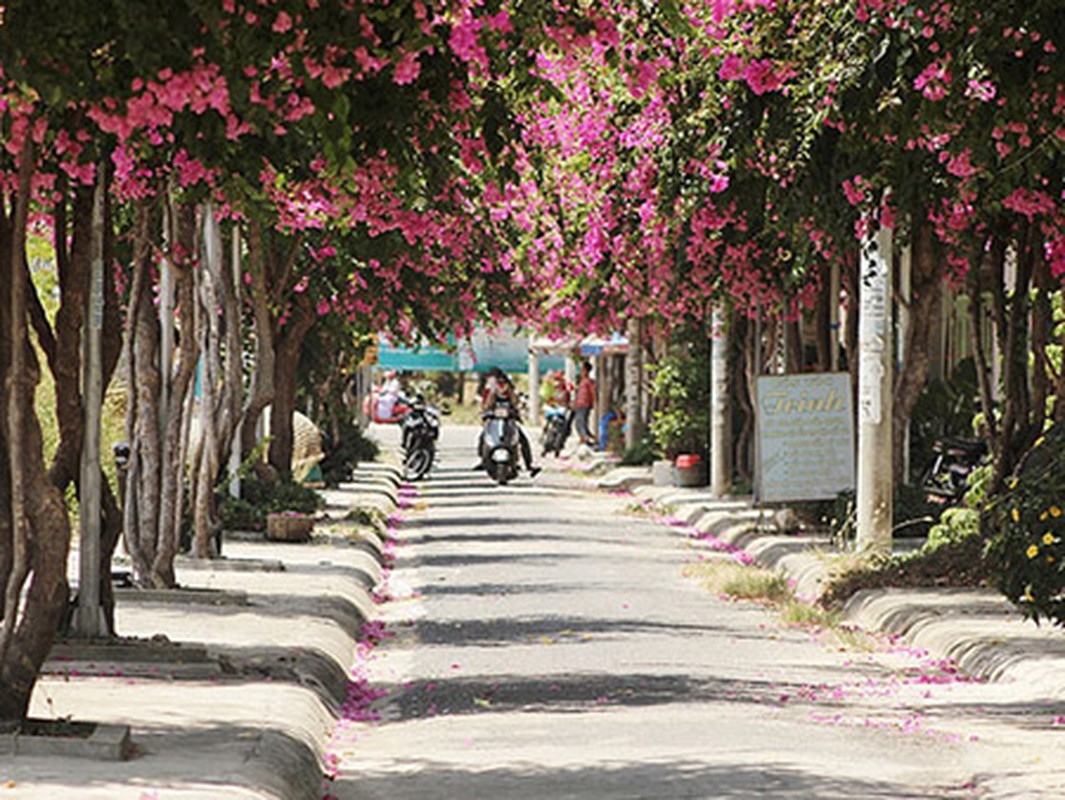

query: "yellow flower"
(1041, 512), (1049, 521)
(1049, 556), (1057, 565)
(1011, 508), (1021, 523)
(1027, 544), (1040, 559)
(1043, 533), (1056, 546)
(1050, 506), (1062, 518)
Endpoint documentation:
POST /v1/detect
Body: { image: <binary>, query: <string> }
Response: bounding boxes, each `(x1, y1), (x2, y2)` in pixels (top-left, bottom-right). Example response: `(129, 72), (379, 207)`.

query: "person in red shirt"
(573, 361), (596, 447)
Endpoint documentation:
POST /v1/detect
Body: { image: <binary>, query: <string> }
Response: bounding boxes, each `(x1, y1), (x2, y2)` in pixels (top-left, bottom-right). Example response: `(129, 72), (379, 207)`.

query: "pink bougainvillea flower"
(1003, 188), (1055, 221)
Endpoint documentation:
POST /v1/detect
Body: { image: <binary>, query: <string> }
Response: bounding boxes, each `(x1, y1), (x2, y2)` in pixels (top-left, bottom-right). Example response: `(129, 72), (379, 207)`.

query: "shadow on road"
(330, 757), (952, 799)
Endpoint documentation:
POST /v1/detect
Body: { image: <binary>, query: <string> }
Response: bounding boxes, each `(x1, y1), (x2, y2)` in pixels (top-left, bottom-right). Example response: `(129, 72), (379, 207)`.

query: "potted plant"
(266, 510), (315, 542)
(648, 339), (709, 488)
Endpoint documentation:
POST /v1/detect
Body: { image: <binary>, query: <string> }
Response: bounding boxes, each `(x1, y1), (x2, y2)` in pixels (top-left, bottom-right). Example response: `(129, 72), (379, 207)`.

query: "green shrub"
(648, 343), (708, 459)
(320, 420), (380, 486)
(219, 477), (323, 532)
(620, 437), (658, 466)
(820, 533), (991, 609)
(985, 426), (1065, 626)
(219, 497), (261, 532)
(926, 506), (980, 550)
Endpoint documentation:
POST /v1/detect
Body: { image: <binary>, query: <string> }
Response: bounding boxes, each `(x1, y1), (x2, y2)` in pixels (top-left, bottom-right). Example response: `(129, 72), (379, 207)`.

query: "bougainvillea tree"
(509, 0), (1061, 488)
(0, 0), (627, 727)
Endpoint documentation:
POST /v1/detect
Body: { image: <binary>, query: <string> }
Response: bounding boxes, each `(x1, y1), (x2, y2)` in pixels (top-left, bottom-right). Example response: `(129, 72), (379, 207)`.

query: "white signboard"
(756, 373), (855, 503)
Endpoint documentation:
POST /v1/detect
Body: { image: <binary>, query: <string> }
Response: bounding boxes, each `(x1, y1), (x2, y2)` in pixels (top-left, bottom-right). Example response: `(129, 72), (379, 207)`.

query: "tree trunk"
(785, 318), (803, 373)
(240, 220), (276, 466)
(123, 198), (199, 588)
(967, 222), (1050, 494)
(813, 280), (832, 372)
(0, 144), (72, 726)
(189, 206), (243, 557)
(151, 203), (198, 586)
(29, 167), (125, 635)
(891, 222), (943, 484)
(123, 200), (163, 584)
(269, 293), (316, 478)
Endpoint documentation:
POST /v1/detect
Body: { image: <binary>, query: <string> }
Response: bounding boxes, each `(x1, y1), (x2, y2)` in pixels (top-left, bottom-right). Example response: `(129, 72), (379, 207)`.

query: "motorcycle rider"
(474, 368), (541, 477)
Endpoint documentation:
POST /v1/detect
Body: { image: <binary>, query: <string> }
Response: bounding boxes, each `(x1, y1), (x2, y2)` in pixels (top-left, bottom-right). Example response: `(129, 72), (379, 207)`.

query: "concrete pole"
(624, 317), (644, 450)
(229, 226), (242, 499)
(528, 342), (541, 426)
(710, 306), (731, 497)
(856, 222), (894, 554)
(72, 170), (108, 638)
(898, 240), (912, 482)
(596, 354), (608, 448)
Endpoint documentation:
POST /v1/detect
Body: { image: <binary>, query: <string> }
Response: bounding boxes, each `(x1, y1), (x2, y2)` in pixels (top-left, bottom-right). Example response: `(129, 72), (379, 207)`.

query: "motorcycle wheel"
(488, 463), (509, 486)
(404, 447), (433, 481)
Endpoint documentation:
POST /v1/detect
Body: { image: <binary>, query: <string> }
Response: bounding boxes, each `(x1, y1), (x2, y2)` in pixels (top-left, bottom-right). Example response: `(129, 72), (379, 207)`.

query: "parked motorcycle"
(922, 436), (987, 506)
(401, 395), (441, 481)
(480, 399), (521, 485)
(541, 405), (571, 457)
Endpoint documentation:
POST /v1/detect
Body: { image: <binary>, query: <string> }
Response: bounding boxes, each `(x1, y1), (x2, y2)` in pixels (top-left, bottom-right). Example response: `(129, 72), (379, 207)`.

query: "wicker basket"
(266, 513), (314, 542)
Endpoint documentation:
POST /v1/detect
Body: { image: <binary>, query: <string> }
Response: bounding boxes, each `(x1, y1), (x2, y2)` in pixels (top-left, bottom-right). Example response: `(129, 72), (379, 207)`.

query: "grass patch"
(685, 558), (880, 652)
(779, 600), (838, 629)
(344, 506), (388, 532)
(685, 560), (790, 605)
(623, 501), (655, 517)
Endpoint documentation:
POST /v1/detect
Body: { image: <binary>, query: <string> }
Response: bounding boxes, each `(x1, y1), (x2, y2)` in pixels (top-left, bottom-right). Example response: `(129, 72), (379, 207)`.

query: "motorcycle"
(922, 436), (987, 506)
(480, 399), (521, 485)
(541, 405), (571, 457)
(401, 395), (441, 481)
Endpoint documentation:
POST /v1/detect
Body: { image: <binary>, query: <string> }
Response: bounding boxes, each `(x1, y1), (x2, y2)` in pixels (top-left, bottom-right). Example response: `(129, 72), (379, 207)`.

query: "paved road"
(329, 425), (1065, 799)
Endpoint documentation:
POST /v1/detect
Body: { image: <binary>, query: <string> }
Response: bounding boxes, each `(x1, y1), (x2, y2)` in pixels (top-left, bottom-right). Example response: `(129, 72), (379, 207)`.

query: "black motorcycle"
(401, 395), (441, 481)
(922, 436), (987, 506)
(541, 405), (571, 457)
(480, 399), (521, 485)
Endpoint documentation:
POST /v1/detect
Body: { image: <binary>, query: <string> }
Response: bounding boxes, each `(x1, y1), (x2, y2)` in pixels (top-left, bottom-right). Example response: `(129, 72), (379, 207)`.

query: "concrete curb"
(606, 466), (1065, 702)
(9, 464), (406, 799)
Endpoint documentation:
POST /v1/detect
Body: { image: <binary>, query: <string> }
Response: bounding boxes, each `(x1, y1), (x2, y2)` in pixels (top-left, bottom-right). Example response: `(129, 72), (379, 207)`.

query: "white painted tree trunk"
(710, 307), (731, 497)
(72, 168), (108, 637)
(624, 317), (644, 450)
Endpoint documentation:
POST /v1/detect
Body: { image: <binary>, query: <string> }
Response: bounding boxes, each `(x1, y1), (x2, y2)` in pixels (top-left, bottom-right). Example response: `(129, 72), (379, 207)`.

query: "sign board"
(756, 372), (855, 502)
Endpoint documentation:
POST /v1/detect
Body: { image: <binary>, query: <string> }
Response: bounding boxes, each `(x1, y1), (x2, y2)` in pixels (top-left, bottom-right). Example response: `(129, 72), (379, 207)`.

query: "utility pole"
(72, 170), (108, 637)
(710, 306), (731, 497)
(856, 220), (894, 553)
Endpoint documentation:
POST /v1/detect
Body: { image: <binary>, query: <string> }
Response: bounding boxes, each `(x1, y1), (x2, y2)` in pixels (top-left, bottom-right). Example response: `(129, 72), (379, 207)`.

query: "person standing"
(573, 361), (596, 447)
